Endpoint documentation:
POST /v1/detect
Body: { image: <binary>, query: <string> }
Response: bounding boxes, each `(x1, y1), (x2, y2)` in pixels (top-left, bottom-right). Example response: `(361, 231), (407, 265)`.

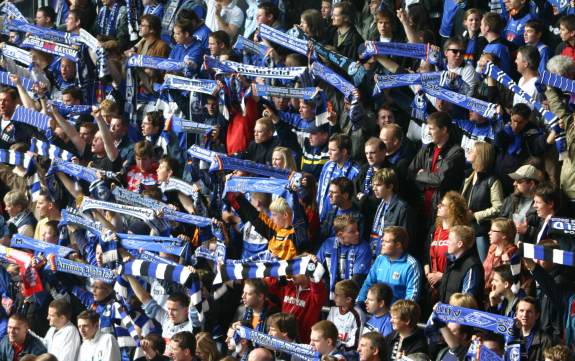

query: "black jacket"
(329, 26), (364, 60)
(384, 328), (428, 360)
(461, 171), (500, 236)
(239, 137), (281, 166)
(408, 137), (466, 218)
(523, 328), (553, 361)
(499, 194), (539, 243)
(438, 247), (485, 304)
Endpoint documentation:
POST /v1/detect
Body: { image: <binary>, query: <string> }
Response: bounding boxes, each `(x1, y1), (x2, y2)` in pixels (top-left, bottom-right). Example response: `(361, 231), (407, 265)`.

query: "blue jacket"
(0, 333), (47, 360)
(357, 252), (422, 303)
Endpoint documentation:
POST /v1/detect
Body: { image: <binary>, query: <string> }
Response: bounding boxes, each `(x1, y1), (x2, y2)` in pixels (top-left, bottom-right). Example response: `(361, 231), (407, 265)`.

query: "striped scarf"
(213, 256), (325, 284)
(482, 62), (566, 159)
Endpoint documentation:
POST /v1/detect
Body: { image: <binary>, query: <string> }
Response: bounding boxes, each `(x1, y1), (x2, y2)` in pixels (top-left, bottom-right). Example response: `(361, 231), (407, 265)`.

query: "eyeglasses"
(447, 49), (464, 54)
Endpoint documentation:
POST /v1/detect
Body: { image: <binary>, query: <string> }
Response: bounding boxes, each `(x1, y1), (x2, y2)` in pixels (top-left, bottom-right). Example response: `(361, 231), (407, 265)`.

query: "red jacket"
(265, 277), (328, 343)
(226, 98), (259, 154)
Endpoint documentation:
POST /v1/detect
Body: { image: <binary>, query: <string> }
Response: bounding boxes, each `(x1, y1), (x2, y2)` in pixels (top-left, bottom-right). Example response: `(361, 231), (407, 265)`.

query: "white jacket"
(44, 322), (81, 361)
(78, 331), (121, 361)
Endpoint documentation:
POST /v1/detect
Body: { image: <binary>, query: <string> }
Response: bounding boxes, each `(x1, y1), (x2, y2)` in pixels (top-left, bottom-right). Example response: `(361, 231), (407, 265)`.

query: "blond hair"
(449, 293), (479, 309)
(333, 214), (358, 234)
(472, 141), (495, 172)
(390, 300), (420, 326)
(450, 225), (476, 249)
(269, 197), (292, 218)
(272, 146), (297, 171)
(195, 332), (220, 361)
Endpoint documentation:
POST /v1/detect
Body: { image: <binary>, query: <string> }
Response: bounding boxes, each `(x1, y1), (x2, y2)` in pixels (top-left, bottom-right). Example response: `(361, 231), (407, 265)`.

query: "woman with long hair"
(424, 191), (472, 301)
(195, 332), (220, 361)
(272, 147), (297, 171)
(462, 141), (503, 262)
(299, 9), (329, 42)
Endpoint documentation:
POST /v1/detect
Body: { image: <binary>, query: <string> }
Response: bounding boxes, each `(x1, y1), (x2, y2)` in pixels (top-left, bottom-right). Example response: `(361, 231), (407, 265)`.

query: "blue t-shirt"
(364, 313), (393, 337)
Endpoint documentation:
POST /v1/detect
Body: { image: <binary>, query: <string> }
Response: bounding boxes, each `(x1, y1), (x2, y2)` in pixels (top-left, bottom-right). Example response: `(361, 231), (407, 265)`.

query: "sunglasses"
(447, 49), (464, 54)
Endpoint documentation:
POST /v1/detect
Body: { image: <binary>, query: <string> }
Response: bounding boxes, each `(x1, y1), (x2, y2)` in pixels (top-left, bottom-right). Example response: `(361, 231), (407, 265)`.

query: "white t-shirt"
(78, 331), (121, 361)
(44, 322), (81, 361)
(513, 76), (540, 109)
(327, 305), (366, 350)
(205, 0), (245, 33)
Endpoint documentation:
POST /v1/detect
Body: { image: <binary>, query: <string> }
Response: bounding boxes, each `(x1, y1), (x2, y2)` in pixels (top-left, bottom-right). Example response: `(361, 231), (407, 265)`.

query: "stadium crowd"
(0, 0), (574, 360)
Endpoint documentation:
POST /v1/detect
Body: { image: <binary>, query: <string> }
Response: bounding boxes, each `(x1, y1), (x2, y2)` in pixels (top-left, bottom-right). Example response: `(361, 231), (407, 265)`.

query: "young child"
(524, 19), (550, 74)
(363, 283), (393, 337)
(327, 279), (366, 352)
(227, 193), (301, 260)
(462, 8), (482, 66)
(39, 220), (60, 245)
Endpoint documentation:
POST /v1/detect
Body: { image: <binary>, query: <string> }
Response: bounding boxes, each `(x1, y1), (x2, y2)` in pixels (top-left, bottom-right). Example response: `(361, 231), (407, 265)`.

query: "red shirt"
(429, 226), (450, 273)
(11, 342), (24, 361)
(126, 163), (158, 191)
(561, 42), (575, 63)
(265, 277), (328, 343)
(423, 146), (442, 216)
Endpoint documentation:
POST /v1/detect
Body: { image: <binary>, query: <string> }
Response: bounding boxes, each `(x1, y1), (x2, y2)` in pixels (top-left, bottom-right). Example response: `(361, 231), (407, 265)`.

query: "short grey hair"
(547, 55), (575, 78)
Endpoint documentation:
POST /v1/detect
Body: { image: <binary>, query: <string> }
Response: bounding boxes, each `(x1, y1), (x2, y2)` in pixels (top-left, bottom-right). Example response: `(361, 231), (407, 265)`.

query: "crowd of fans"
(0, 0), (575, 360)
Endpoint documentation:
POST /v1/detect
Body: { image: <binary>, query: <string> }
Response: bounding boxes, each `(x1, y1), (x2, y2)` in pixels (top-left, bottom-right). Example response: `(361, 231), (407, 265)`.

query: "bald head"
(248, 348), (274, 361)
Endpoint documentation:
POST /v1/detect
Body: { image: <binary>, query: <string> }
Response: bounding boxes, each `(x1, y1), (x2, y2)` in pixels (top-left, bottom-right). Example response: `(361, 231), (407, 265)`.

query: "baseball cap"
(308, 123), (330, 134)
(508, 165), (543, 182)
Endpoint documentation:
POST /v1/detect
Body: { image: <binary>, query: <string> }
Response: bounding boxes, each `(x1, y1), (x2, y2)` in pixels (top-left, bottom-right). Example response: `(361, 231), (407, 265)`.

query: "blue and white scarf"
(311, 61), (356, 100)
(1, 2), (28, 23)
(111, 186), (212, 227)
(433, 303), (515, 337)
(0, 71), (34, 91)
(80, 197), (156, 223)
(234, 35), (270, 58)
(162, 75), (218, 94)
(223, 176), (293, 206)
(10, 234), (74, 258)
(421, 80), (498, 118)
(0, 149), (34, 171)
(97, 2), (122, 37)
(235, 326), (321, 361)
(127, 54), (186, 72)
(252, 84), (319, 100)
(258, 24), (308, 56)
(119, 260), (202, 305)
(7, 19), (79, 44)
(373, 72), (443, 96)
(21, 36), (79, 62)
(205, 56), (307, 80)
(359, 41), (442, 65)
(539, 70), (575, 94)
(47, 254), (116, 282)
(310, 38), (354, 70)
(11, 105), (51, 131)
(0, 44), (32, 66)
(520, 242), (574, 267)
(213, 255), (325, 284)
(482, 62), (566, 159)
(166, 116), (214, 134)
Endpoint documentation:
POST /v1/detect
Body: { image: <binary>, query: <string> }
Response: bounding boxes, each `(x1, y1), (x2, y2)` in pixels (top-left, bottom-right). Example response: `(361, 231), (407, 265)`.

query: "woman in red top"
(424, 191), (471, 301)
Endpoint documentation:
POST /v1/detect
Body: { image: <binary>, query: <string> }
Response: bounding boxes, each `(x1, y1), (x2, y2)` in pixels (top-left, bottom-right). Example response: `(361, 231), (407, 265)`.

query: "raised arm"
(94, 108), (120, 162)
(48, 103), (86, 154)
